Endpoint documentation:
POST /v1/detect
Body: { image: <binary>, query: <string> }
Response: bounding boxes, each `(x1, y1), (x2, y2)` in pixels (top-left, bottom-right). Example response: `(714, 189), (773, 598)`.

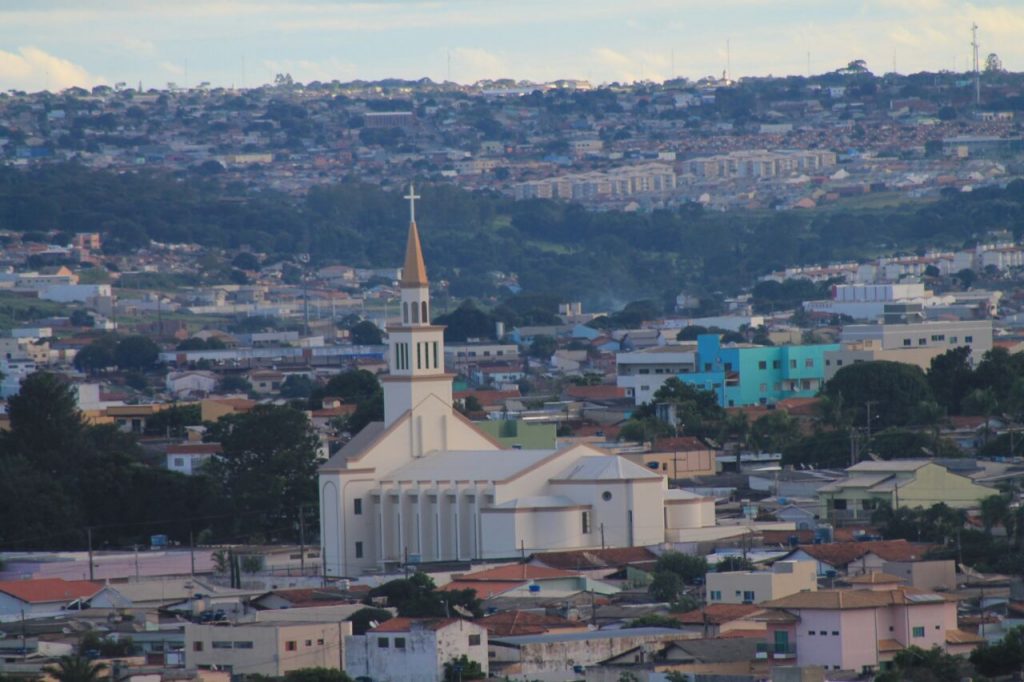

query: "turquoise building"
(679, 334), (840, 408)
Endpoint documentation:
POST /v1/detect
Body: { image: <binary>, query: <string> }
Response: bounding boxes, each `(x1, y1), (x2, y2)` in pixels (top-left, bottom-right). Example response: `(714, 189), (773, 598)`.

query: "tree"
(350, 320), (383, 346)
(232, 252), (261, 271)
(219, 375), (253, 394)
(749, 411), (800, 453)
(365, 572), (482, 618)
(963, 387), (999, 444)
(980, 494), (1012, 535)
(443, 655), (485, 682)
(970, 626), (1024, 677)
(114, 335), (160, 370)
(321, 369), (380, 405)
(984, 52), (1004, 73)
(284, 670), (354, 682)
(44, 657), (108, 682)
(876, 645), (968, 682)
(823, 361), (934, 430)
(434, 300), (496, 342)
(346, 607), (393, 635)
(69, 308), (94, 327)
(5, 372), (83, 461)
(927, 347), (973, 415)
(654, 551), (707, 584)
(528, 334), (557, 360)
(203, 405), (320, 541)
(715, 556), (755, 572)
(648, 571), (684, 602)
(280, 374), (314, 399)
(73, 338), (117, 373)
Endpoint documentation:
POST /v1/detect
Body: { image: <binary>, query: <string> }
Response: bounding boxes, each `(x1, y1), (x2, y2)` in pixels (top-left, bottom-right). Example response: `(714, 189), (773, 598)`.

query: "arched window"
(421, 301), (428, 324)
(411, 302), (419, 324)
(403, 302), (409, 324)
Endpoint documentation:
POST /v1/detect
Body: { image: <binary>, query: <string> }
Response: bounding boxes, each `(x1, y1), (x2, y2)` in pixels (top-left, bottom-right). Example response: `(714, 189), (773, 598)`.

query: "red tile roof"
(789, 540), (934, 568)
(252, 588), (355, 608)
(533, 547), (658, 571)
(451, 564), (579, 582)
(441, 580), (525, 599)
(564, 385), (627, 401)
(478, 610), (586, 636)
(370, 617), (460, 633)
(651, 436), (713, 453)
(0, 578), (103, 604)
(673, 604), (764, 625)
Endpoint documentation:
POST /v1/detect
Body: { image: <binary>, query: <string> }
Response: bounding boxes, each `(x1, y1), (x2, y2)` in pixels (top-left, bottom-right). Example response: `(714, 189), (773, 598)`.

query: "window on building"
(837, 360), (843, 366)
(724, 362), (733, 371)
(639, 368), (650, 374)
(966, 336), (974, 343)
(743, 591), (755, 602)
(773, 360), (780, 369)
(411, 303), (419, 324)
(285, 641), (297, 651)
(433, 342), (439, 369)
(912, 626), (925, 638)
(581, 511), (591, 534)
(760, 383), (767, 393)
(808, 631), (815, 636)
(932, 335), (945, 341)
(602, 491), (613, 501)
(825, 360), (831, 366)
(950, 337), (958, 344)
(403, 302), (409, 324)
(213, 642), (232, 649)
(758, 360), (767, 370)
(790, 360), (797, 369)
(305, 640), (312, 647)
(394, 637), (406, 649)
(174, 457), (185, 467)
(234, 642), (253, 649)
(903, 339), (912, 347)
(416, 342), (422, 369)
(377, 638), (389, 648)
(832, 499), (847, 510)
(354, 498), (363, 515)
(193, 642), (203, 652)
(805, 358), (814, 368)
(918, 338), (927, 346)
(831, 631), (839, 636)
(710, 590), (722, 601)
(421, 302), (428, 323)
(355, 541), (363, 559)
(317, 639), (324, 645)
(820, 631), (828, 636)
(469, 635), (482, 646)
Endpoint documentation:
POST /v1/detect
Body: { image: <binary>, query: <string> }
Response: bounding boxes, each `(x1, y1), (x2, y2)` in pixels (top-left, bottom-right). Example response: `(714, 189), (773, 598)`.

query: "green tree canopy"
(350, 320), (383, 346)
(823, 361), (934, 430)
(114, 335), (160, 370)
(654, 551), (707, 584)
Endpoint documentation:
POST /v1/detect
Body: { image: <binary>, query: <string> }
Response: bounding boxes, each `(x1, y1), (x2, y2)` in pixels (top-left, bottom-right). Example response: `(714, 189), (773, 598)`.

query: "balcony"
(756, 643), (797, 660)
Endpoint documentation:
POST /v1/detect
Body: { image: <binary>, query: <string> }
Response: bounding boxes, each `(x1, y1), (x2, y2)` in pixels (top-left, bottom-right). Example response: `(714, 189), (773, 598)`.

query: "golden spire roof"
(400, 219), (428, 288)
(399, 184), (428, 287)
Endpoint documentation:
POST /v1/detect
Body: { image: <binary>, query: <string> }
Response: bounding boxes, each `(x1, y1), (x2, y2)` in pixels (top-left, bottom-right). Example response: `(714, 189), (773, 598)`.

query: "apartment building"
(615, 344), (697, 405)
(186, 621), (349, 677)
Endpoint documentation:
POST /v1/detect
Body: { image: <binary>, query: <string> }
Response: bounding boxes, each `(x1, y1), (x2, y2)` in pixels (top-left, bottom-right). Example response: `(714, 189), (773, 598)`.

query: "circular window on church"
(601, 491), (613, 502)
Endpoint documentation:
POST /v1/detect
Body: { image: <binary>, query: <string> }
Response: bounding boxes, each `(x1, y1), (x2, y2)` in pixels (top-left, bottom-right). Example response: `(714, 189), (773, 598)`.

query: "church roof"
(380, 448), (557, 483)
(554, 455), (662, 482)
(490, 495), (585, 510)
(320, 421), (386, 469)
(400, 220), (428, 287)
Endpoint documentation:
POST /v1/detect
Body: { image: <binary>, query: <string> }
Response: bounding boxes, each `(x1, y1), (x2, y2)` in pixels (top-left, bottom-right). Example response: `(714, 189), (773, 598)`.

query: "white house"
(345, 618), (487, 682)
(165, 370), (218, 397)
(318, 190), (716, 578)
(0, 578), (106, 622)
(166, 443), (222, 475)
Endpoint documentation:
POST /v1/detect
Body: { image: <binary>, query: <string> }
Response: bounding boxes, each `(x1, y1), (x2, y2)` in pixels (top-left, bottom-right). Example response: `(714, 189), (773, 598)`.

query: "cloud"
(261, 57), (358, 83)
(448, 47), (507, 82)
(121, 37), (157, 58)
(0, 46), (100, 91)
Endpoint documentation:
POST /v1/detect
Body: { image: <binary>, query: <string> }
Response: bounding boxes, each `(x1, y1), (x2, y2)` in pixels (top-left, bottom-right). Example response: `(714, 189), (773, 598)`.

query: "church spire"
(400, 184), (428, 288)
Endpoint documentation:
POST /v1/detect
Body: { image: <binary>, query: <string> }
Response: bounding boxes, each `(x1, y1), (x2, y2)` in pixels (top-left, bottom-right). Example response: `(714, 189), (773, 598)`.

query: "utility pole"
(600, 523), (606, 550)
(299, 504), (306, 576)
(86, 527), (94, 581)
(189, 529), (196, 576)
(865, 400), (878, 442)
(134, 544), (140, 580)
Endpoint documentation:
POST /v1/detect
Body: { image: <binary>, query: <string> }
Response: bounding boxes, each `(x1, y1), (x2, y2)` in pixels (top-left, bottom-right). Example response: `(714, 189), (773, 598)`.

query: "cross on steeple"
(404, 184), (420, 223)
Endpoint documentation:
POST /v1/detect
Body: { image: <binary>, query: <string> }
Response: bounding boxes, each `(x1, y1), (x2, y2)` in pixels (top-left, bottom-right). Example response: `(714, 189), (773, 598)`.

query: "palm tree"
(44, 656), (108, 682)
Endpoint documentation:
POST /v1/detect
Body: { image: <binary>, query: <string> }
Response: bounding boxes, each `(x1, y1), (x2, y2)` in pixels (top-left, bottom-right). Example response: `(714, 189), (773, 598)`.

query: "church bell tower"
(381, 185), (453, 426)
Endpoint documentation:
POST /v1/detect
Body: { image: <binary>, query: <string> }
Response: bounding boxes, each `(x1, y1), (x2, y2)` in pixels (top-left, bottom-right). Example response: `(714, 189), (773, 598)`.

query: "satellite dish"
(369, 621), (379, 629)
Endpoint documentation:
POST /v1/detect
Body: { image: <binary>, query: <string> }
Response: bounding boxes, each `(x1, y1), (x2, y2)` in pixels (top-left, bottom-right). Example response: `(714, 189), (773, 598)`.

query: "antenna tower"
(971, 23), (980, 105)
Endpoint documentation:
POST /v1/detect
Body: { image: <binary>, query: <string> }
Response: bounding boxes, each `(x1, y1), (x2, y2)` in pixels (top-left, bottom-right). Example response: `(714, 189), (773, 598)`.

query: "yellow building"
(818, 460), (993, 524)
(706, 560), (817, 605)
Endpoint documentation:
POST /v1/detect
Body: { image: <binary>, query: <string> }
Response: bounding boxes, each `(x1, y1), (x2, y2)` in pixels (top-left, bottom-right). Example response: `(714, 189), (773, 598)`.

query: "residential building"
(0, 578), (105, 621)
(759, 582), (982, 674)
(818, 460), (993, 525)
(490, 628), (683, 680)
(881, 559), (957, 592)
(827, 309), (993, 378)
(707, 561), (817, 605)
(166, 443), (222, 475)
(318, 196), (716, 577)
(619, 436), (718, 479)
(679, 335), (839, 408)
(345, 618), (487, 682)
(779, 540), (935, 577)
(446, 342), (519, 371)
(165, 370), (217, 397)
(186, 620), (349, 677)
(616, 344), (696, 405)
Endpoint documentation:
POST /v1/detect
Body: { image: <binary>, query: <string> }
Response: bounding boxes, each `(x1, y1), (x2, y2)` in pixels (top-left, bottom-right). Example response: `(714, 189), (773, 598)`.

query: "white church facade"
(318, 189), (715, 577)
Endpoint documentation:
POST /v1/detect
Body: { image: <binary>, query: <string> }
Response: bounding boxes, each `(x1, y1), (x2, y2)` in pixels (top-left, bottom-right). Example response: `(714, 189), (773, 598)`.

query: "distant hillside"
(1, 164), (1023, 309)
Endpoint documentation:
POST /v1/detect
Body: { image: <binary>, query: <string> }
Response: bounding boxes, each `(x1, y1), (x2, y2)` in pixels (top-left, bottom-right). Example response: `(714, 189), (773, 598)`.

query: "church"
(318, 188), (716, 577)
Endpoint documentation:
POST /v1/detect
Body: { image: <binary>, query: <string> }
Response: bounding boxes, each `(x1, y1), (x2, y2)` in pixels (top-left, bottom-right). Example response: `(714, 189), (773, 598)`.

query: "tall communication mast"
(971, 23), (981, 105)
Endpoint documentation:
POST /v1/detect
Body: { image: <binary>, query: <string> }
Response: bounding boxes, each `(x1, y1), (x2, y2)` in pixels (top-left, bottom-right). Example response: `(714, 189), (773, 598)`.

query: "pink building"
(758, 573), (982, 675)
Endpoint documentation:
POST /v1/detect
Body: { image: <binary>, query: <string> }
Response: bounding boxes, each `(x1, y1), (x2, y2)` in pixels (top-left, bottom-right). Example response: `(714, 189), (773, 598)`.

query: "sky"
(1, 1), (1023, 92)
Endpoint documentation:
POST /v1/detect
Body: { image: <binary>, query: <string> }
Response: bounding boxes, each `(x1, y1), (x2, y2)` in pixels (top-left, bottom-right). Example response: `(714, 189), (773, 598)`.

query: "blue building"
(678, 334), (839, 408)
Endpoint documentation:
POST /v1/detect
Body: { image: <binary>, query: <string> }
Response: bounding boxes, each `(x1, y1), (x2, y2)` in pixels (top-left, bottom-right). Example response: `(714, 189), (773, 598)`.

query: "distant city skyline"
(1, 0), (1022, 92)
